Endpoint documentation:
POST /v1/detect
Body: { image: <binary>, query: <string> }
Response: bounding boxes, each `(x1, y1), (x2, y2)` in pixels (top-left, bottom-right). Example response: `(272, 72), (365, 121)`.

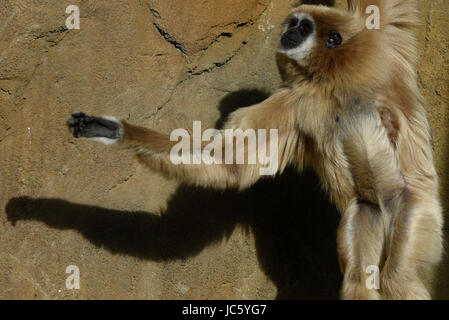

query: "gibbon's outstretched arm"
(67, 90), (303, 190)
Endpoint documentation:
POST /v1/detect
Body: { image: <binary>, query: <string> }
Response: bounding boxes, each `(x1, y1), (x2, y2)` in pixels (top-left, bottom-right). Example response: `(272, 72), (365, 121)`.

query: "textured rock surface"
(0, 0), (447, 299)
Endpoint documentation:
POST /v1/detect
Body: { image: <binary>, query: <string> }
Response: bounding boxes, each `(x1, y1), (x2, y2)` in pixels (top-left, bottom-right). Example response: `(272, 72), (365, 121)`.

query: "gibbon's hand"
(66, 112), (121, 140)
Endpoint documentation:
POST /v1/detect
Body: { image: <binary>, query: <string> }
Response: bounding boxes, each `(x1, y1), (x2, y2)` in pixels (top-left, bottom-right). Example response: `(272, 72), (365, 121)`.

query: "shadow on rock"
(5, 89), (342, 299)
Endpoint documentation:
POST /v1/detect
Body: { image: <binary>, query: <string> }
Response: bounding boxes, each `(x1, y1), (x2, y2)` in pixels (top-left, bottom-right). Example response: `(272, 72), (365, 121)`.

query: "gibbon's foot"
(66, 112), (122, 144)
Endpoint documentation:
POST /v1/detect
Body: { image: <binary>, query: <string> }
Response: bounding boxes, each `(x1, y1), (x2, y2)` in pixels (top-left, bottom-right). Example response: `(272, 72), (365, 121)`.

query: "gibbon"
(67, 0), (443, 299)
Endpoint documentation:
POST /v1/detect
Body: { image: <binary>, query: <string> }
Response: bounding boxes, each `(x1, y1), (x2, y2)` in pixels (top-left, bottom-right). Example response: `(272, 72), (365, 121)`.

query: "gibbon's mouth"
(281, 31), (301, 49)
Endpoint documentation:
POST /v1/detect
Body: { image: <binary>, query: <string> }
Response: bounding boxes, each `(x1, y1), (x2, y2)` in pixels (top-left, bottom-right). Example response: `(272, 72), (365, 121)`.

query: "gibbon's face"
(278, 12), (318, 61)
(278, 5), (366, 70)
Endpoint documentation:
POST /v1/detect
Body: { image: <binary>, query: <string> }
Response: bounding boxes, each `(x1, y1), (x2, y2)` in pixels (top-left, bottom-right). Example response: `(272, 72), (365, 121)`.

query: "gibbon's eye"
(288, 17), (299, 29)
(299, 19), (313, 37)
(327, 30), (343, 49)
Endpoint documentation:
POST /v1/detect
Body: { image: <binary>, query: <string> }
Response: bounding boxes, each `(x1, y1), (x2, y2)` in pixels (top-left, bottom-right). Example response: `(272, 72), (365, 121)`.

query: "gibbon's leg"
(336, 105), (406, 300)
(337, 199), (385, 300)
(337, 194), (441, 300)
(338, 106), (443, 299)
(380, 191), (443, 300)
(67, 91), (303, 190)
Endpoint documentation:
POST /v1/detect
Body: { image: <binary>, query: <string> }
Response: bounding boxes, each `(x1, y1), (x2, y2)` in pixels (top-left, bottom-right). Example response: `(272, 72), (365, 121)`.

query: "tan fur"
(81, 0), (443, 299)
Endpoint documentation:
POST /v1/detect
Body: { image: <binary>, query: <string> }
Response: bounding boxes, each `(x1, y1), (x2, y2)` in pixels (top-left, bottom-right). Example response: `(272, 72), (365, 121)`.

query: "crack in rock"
(152, 22), (187, 55)
(107, 172), (135, 192)
(145, 2), (268, 119)
(33, 26), (68, 38)
(149, 6), (186, 55)
(186, 40), (248, 77)
(198, 22), (250, 51)
(1, 88), (12, 96)
(148, 2), (267, 57)
(33, 26), (69, 47)
(144, 39), (248, 122)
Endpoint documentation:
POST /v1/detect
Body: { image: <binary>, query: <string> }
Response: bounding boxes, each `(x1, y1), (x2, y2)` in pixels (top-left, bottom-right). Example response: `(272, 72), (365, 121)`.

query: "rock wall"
(0, 0), (448, 299)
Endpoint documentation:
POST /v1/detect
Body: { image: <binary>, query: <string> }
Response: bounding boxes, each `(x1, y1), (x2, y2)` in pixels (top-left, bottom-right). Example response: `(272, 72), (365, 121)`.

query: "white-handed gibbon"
(67, 0), (443, 299)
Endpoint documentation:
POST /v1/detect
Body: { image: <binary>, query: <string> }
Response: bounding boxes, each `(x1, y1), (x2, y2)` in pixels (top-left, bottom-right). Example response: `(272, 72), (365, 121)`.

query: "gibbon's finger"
(71, 111), (86, 118)
(66, 114), (86, 126)
(66, 117), (77, 127)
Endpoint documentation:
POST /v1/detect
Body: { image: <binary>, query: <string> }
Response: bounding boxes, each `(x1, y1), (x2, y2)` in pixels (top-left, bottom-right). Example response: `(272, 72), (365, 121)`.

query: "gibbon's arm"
(67, 90), (303, 190)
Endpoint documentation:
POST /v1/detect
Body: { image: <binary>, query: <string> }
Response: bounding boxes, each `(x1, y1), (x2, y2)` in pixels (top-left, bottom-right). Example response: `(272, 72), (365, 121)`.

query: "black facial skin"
(281, 17), (314, 50)
(326, 30), (343, 49)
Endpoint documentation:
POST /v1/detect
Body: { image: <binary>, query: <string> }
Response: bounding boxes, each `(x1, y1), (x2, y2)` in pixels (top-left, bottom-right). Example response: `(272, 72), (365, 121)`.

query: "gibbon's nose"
(281, 28), (303, 49)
